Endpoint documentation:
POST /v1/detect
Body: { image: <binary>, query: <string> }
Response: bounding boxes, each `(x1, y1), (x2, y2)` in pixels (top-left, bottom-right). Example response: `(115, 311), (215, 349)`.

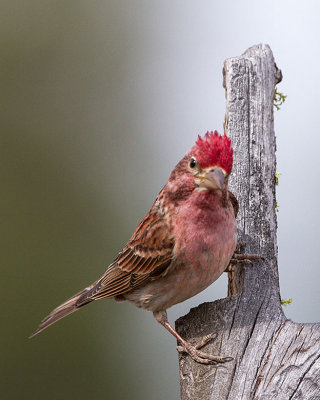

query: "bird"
(30, 131), (238, 364)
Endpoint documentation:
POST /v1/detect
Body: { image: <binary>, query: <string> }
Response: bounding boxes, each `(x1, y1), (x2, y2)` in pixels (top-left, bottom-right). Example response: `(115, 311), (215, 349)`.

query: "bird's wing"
(29, 203), (174, 336)
(85, 202), (175, 301)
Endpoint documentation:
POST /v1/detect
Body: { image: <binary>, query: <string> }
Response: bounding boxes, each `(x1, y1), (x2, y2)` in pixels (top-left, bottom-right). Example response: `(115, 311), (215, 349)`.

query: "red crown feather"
(192, 131), (233, 174)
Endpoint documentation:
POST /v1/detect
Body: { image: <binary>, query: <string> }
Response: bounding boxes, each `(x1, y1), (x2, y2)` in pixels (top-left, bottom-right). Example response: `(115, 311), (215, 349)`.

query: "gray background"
(2, 1), (319, 399)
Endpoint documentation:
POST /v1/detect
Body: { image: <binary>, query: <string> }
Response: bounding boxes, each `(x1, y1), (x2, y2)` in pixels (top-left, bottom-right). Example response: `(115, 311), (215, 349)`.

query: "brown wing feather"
(88, 201), (174, 300)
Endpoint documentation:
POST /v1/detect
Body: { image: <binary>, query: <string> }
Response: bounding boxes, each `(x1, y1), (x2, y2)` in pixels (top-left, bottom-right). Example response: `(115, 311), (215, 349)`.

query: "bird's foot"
(177, 333), (233, 365)
(225, 242), (263, 272)
(230, 252), (263, 265)
(235, 241), (246, 252)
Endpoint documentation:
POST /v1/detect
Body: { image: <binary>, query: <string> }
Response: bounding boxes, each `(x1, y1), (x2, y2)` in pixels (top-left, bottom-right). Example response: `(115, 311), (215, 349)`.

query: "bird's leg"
(153, 310), (233, 365)
(225, 241), (263, 272)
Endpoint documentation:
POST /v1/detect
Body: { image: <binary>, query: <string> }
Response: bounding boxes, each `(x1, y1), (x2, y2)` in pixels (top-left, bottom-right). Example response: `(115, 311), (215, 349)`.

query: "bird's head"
(188, 131), (233, 192)
(165, 131), (233, 205)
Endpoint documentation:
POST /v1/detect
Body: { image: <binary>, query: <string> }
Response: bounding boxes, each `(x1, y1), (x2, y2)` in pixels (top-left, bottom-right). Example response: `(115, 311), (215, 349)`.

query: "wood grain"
(176, 44), (320, 400)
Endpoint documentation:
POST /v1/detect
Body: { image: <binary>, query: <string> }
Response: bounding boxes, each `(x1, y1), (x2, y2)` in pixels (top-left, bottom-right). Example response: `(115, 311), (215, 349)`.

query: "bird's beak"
(199, 167), (226, 191)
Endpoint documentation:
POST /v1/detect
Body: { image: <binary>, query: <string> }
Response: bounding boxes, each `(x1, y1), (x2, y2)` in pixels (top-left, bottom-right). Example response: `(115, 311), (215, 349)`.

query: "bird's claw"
(230, 252), (263, 263)
(177, 333), (233, 365)
(226, 242), (263, 271)
(194, 332), (218, 349)
(235, 241), (246, 252)
(177, 332), (217, 351)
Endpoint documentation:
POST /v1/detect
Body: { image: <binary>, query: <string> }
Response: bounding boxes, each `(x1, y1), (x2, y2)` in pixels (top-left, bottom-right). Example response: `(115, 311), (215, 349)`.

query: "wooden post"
(176, 44), (320, 400)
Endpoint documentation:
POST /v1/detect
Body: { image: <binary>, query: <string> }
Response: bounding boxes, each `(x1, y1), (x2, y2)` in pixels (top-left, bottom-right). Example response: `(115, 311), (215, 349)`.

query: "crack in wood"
(288, 353), (320, 399)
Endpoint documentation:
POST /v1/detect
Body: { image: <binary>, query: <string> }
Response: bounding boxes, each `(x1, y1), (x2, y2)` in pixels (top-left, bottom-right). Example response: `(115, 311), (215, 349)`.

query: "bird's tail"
(29, 285), (95, 338)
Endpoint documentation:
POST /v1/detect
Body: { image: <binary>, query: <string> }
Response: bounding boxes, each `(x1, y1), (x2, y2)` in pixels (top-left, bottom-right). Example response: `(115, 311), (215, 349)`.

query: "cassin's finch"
(31, 131), (238, 364)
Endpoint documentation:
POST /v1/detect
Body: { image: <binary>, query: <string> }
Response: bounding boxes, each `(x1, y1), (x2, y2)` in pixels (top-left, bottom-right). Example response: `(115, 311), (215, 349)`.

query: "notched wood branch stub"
(274, 63), (282, 84)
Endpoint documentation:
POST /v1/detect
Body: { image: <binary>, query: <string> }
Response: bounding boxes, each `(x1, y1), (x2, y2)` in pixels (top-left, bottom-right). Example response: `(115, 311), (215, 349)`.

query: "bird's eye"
(189, 158), (197, 169)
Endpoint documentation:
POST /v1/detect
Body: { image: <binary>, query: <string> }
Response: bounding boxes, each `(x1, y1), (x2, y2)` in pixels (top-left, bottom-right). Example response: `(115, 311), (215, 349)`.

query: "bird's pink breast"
(170, 191), (237, 298)
(125, 190), (237, 312)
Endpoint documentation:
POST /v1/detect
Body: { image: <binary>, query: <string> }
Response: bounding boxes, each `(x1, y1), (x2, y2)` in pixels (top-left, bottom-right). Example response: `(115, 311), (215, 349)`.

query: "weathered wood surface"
(176, 44), (320, 400)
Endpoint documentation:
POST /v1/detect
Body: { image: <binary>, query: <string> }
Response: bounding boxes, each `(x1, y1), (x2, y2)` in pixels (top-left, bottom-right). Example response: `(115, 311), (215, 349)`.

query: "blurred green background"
(2, 1), (320, 399)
